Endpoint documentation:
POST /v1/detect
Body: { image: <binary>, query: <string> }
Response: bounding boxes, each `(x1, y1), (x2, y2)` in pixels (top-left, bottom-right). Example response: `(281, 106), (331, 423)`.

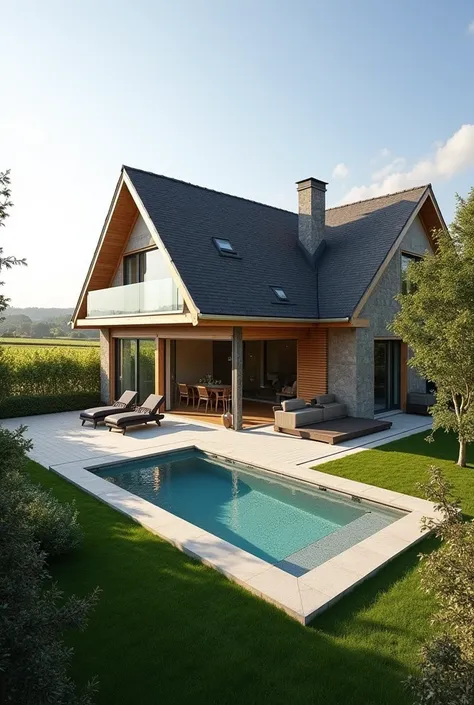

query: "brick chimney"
(296, 177), (328, 265)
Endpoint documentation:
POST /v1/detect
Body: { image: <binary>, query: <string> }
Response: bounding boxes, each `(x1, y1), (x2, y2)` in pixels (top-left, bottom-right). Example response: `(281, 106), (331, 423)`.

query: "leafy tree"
(0, 170), (26, 319)
(32, 321), (51, 339)
(407, 466), (474, 704)
(391, 188), (474, 466)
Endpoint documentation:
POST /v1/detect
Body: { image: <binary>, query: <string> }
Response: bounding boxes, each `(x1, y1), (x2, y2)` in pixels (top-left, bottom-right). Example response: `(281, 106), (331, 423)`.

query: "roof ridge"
(123, 165), (297, 216)
(327, 184), (430, 212)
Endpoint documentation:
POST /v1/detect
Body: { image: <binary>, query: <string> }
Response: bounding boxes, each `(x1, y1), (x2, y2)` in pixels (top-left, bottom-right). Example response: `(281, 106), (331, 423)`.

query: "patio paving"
(1, 408), (432, 473)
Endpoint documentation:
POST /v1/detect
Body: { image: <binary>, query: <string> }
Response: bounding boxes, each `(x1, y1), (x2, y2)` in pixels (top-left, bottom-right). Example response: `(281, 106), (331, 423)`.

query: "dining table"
(187, 383), (232, 411)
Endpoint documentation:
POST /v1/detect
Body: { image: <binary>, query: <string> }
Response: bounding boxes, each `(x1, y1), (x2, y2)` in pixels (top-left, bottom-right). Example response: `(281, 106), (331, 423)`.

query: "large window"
(374, 340), (401, 412)
(401, 252), (421, 295)
(115, 339), (155, 404)
(123, 248), (169, 285)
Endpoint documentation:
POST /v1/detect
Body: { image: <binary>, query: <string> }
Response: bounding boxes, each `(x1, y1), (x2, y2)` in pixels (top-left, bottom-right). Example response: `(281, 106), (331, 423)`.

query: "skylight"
(213, 238), (237, 256)
(271, 286), (289, 302)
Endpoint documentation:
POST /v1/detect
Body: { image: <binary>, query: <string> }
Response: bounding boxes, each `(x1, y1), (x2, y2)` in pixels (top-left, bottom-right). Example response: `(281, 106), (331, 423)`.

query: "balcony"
(87, 278), (183, 318)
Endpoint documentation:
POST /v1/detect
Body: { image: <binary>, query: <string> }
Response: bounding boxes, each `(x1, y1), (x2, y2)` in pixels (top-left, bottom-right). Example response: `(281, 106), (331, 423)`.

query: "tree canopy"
(391, 188), (474, 466)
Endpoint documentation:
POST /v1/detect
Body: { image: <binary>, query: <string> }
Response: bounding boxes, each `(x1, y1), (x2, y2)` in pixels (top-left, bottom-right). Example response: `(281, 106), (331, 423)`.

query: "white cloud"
(332, 162), (349, 179)
(379, 147), (391, 158)
(341, 124), (474, 204)
(371, 157), (406, 182)
(468, 20), (474, 35)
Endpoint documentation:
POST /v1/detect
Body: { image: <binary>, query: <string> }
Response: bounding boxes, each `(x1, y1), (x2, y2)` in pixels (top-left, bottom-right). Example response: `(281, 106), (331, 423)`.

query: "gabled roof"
(319, 186), (429, 318)
(124, 166), (433, 320)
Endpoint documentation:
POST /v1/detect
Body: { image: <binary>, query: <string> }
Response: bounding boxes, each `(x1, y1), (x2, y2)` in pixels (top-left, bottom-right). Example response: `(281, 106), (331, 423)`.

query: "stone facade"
(328, 216), (432, 417)
(99, 329), (110, 402)
(112, 214), (156, 287)
(328, 328), (358, 416)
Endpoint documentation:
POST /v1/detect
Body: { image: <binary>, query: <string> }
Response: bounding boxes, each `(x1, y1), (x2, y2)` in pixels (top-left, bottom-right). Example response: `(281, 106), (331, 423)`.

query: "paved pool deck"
(2, 408), (432, 473)
(1, 409), (438, 624)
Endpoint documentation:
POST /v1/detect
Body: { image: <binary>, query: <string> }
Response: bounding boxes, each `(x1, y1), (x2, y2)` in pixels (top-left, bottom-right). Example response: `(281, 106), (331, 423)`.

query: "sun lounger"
(104, 394), (165, 434)
(80, 390), (138, 428)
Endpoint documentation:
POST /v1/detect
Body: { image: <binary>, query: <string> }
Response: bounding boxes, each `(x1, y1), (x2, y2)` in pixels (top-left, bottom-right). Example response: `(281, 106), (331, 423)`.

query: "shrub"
(0, 425), (99, 704)
(21, 485), (83, 556)
(0, 345), (100, 400)
(0, 392), (101, 418)
(407, 466), (474, 704)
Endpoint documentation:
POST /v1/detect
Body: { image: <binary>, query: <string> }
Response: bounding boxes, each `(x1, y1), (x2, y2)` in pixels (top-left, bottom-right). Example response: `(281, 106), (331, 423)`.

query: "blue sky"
(2, 0), (474, 307)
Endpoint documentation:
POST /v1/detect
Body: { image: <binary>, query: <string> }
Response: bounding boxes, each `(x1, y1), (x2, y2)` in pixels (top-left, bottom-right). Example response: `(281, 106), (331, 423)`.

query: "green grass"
(0, 337), (99, 348)
(26, 431), (474, 705)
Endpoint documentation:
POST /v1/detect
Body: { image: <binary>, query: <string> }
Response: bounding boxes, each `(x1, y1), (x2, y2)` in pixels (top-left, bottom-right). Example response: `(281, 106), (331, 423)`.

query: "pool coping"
(49, 440), (441, 625)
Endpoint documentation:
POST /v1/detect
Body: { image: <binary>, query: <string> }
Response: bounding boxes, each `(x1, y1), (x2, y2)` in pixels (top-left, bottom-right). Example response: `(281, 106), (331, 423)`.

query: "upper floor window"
(124, 247), (168, 285)
(401, 252), (421, 295)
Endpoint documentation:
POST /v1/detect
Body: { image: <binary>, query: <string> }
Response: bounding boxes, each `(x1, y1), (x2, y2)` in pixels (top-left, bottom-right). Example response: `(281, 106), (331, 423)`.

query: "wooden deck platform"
(274, 416), (393, 445)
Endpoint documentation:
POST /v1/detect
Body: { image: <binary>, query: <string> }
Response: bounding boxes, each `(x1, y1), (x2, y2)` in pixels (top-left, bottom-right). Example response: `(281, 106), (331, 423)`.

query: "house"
(72, 166), (445, 429)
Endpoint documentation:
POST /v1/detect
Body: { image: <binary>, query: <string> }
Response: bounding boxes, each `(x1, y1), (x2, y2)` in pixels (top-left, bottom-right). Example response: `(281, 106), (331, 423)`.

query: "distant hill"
(5, 307), (74, 321)
(1, 307), (98, 339)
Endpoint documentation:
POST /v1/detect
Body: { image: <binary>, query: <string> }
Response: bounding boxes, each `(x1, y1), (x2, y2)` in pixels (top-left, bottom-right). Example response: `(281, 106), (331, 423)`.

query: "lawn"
(26, 431), (474, 705)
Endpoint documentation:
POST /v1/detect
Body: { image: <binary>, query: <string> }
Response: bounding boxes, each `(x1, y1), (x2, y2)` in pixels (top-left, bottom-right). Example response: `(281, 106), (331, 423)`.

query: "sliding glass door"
(374, 340), (401, 413)
(115, 339), (155, 404)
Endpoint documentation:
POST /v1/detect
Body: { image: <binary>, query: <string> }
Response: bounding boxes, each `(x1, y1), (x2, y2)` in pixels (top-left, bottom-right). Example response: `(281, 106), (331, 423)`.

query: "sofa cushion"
(274, 407), (324, 429)
(407, 392), (435, 407)
(282, 398), (307, 412)
(316, 394), (336, 405)
(321, 403), (347, 422)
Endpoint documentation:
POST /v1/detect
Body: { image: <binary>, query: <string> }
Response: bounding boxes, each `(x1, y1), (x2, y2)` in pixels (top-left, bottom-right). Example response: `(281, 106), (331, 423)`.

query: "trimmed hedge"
(0, 345), (101, 417)
(0, 392), (101, 419)
(0, 345), (100, 397)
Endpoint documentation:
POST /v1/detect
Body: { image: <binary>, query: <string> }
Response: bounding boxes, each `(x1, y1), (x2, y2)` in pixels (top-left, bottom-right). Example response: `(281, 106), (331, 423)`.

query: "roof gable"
(317, 186), (429, 319)
(74, 167), (443, 325)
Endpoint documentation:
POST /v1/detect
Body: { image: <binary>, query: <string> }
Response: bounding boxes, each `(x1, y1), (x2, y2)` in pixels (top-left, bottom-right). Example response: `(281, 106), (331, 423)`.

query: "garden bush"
(408, 466), (474, 704)
(0, 345), (100, 399)
(0, 424), (99, 704)
(22, 484), (83, 556)
(0, 392), (101, 418)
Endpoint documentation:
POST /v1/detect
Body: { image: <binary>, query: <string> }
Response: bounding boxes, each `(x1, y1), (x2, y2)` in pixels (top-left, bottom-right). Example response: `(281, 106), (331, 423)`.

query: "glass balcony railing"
(87, 279), (183, 318)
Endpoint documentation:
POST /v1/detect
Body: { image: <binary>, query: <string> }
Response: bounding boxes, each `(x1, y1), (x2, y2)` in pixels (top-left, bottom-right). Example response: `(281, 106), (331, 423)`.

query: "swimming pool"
(92, 448), (405, 576)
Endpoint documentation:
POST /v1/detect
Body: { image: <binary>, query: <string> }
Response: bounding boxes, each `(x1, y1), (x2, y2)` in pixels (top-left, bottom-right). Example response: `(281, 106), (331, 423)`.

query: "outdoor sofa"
(274, 394), (347, 431)
(105, 394), (165, 434)
(80, 390), (137, 428)
(406, 392), (435, 416)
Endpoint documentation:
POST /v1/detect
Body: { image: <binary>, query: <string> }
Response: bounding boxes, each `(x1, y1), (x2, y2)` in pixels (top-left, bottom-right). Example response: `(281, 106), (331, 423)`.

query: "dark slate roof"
(124, 166), (428, 320)
(320, 185), (428, 317)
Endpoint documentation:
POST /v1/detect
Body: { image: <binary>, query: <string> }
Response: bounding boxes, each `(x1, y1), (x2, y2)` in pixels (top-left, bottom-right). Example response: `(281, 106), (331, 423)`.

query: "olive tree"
(391, 188), (474, 466)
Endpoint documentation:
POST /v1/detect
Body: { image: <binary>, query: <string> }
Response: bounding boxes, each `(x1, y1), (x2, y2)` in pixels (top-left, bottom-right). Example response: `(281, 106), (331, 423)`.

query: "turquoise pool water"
(92, 449), (403, 575)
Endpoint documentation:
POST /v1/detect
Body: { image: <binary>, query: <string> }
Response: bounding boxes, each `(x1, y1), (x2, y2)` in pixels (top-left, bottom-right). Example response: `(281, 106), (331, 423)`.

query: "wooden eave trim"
(71, 172), (126, 326)
(122, 170), (200, 325)
(426, 185), (448, 232)
(352, 188), (435, 319)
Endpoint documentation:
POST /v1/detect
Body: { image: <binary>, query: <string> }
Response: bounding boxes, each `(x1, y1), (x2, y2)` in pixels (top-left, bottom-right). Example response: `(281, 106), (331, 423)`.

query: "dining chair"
(223, 387), (232, 414)
(196, 386), (212, 413)
(178, 383), (192, 407)
(214, 388), (227, 413)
